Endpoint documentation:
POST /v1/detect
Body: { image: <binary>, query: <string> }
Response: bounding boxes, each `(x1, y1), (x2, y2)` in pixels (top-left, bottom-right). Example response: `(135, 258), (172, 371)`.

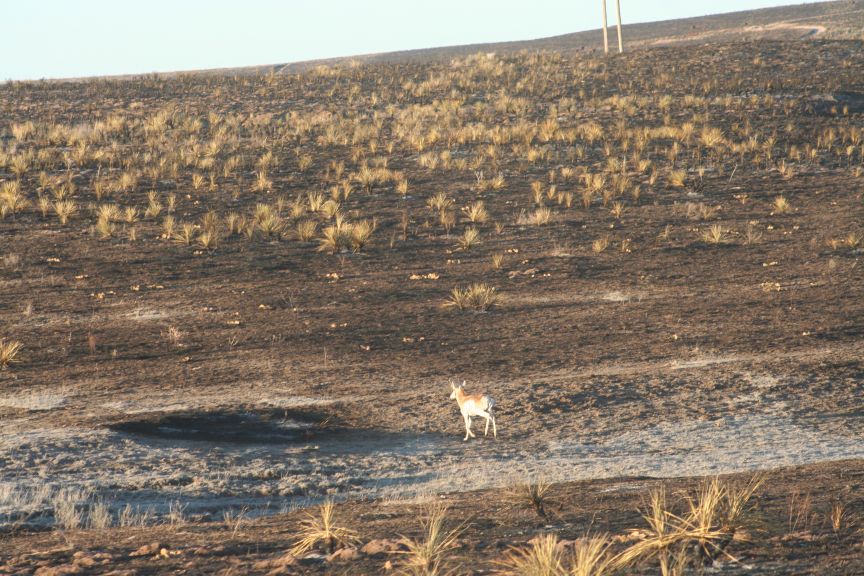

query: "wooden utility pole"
(601, 0), (609, 54)
(615, 0), (624, 53)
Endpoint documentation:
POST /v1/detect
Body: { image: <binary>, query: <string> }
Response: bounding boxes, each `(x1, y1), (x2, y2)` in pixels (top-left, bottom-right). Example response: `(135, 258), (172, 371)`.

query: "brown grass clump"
(291, 500), (359, 556)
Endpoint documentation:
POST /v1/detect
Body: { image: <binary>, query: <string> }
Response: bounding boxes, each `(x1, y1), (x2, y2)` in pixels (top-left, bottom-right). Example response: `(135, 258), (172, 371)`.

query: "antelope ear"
(450, 381), (456, 390)
(461, 380), (466, 388)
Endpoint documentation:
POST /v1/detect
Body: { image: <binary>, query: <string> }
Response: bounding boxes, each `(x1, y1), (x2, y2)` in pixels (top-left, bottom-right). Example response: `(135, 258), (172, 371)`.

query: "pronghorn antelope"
(449, 380), (497, 441)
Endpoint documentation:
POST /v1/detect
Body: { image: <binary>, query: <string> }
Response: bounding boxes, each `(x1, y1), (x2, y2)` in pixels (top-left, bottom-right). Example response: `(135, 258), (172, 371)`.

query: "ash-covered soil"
(0, 29), (862, 575)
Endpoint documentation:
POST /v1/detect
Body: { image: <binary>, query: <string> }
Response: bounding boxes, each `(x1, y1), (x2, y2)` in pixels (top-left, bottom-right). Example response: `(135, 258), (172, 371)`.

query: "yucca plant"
(54, 200), (77, 225)
(290, 500), (358, 557)
(667, 170), (687, 188)
(571, 535), (617, 576)
(457, 227), (481, 251)
(95, 216), (115, 240)
(701, 224), (729, 245)
(295, 219), (318, 241)
(496, 533), (564, 576)
(123, 206), (139, 224)
(398, 504), (463, 576)
(592, 236), (610, 253)
(318, 223), (353, 253)
(321, 199), (341, 219)
(350, 219), (375, 252)
(145, 192), (162, 218)
(307, 191), (325, 212)
(427, 191), (453, 213)
(96, 204), (121, 222)
(491, 252), (505, 270)
(173, 223), (196, 245)
(253, 170), (272, 192)
(162, 215), (176, 239)
(614, 476), (763, 572)
(505, 476), (555, 519)
(462, 200), (488, 224)
(0, 339), (23, 369)
(446, 283), (498, 312)
(198, 230), (218, 250)
(530, 207), (552, 226)
(0, 181), (29, 218)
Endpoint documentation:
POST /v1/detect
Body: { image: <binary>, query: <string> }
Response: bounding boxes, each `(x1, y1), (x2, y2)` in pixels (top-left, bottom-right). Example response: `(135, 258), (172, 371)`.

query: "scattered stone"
(129, 542), (160, 557)
(253, 552), (299, 570)
(93, 552), (114, 564)
(361, 538), (408, 557)
(71, 552), (95, 569)
(327, 547), (360, 563)
(34, 564), (82, 576)
(298, 552), (326, 565)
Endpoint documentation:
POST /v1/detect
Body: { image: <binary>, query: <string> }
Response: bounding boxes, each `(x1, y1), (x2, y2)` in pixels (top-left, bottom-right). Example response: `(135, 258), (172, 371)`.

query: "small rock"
(361, 538), (408, 557)
(327, 547), (360, 563)
(72, 555), (95, 568)
(254, 552), (299, 569)
(35, 564), (82, 576)
(298, 552), (326, 565)
(129, 542), (160, 557)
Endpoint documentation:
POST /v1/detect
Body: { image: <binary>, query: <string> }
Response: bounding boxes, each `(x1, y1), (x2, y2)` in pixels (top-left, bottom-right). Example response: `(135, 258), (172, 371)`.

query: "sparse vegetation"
(1, 9), (862, 574)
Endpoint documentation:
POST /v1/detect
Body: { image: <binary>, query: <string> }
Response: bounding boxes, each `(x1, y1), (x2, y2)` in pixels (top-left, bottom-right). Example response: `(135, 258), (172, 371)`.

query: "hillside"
(1, 4), (863, 575)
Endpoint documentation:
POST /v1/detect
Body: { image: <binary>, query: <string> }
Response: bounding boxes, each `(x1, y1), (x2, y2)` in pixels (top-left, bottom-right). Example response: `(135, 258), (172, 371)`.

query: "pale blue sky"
(2, 1), (830, 80)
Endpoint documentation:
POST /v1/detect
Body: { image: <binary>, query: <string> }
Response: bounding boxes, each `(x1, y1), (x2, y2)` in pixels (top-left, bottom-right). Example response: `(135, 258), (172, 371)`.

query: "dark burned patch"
(108, 408), (345, 444)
